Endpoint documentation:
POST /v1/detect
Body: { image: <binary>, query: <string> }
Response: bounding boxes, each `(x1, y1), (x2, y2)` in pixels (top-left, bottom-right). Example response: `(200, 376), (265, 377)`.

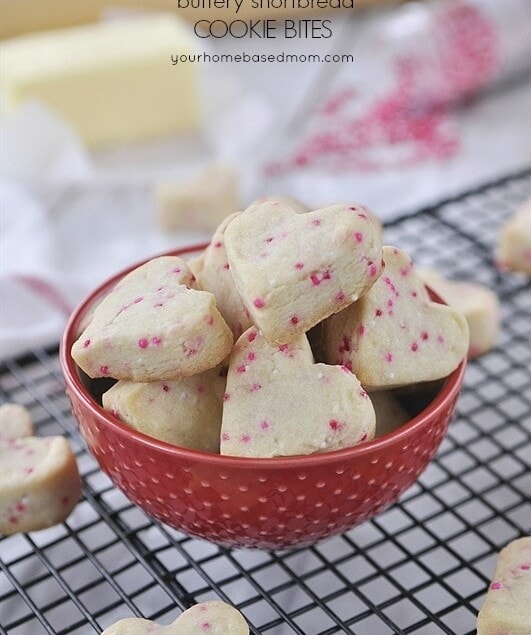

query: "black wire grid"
(1, 171), (530, 635)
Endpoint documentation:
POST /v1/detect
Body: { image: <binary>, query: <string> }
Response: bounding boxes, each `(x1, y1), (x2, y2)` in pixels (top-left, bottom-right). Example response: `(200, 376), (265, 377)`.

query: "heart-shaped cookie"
(190, 197), (310, 339)
(0, 403), (34, 441)
(224, 201), (383, 345)
(189, 212), (253, 339)
(102, 364), (225, 452)
(496, 196), (531, 275)
(72, 256), (233, 381)
(101, 600), (249, 634)
(417, 267), (500, 358)
(323, 246), (469, 389)
(220, 327), (375, 457)
(476, 537), (531, 635)
(156, 164), (238, 233)
(0, 404), (81, 535)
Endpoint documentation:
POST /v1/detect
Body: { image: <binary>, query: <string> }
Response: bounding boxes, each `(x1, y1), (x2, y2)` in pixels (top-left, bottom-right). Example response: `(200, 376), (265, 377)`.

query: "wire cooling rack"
(1, 170), (530, 635)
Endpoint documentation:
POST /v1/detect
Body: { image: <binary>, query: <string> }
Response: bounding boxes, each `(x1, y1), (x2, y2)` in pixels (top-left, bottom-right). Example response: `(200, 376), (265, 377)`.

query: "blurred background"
(1, 0), (531, 358)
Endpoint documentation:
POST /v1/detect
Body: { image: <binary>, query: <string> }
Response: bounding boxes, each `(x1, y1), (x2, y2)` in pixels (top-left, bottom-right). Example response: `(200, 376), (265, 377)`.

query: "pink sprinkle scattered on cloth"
(268, 2), (499, 174)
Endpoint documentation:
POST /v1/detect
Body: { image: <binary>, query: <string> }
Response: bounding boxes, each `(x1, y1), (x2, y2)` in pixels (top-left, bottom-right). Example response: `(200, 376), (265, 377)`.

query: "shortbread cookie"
(0, 404), (81, 534)
(156, 164), (238, 233)
(102, 600), (249, 634)
(72, 256), (233, 381)
(224, 201), (383, 345)
(477, 537), (531, 635)
(323, 246), (469, 389)
(220, 327), (375, 457)
(103, 366), (225, 452)
(370, 391), (411, 438)
(496, 197), (531, 275)
(0, 403), (34, 441)
(189, 213), (253, 339)
(418, 268), (500, 358)
(189, 197), (309, 338)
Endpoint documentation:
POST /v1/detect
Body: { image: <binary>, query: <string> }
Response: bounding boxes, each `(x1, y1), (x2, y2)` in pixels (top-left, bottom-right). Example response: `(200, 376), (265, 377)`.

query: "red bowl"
(61, 244), (466, 549)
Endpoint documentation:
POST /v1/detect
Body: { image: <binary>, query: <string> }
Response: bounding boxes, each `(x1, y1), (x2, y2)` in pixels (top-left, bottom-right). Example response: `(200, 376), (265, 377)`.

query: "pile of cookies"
(72, 199), (469, 458)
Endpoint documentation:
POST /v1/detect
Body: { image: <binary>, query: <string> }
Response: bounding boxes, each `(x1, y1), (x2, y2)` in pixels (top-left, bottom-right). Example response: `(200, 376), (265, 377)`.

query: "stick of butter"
(0, 15), (200, 148)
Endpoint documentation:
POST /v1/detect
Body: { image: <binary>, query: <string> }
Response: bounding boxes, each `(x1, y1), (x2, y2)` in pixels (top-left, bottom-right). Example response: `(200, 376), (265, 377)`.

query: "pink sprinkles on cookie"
(310, 270), (332, 286)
